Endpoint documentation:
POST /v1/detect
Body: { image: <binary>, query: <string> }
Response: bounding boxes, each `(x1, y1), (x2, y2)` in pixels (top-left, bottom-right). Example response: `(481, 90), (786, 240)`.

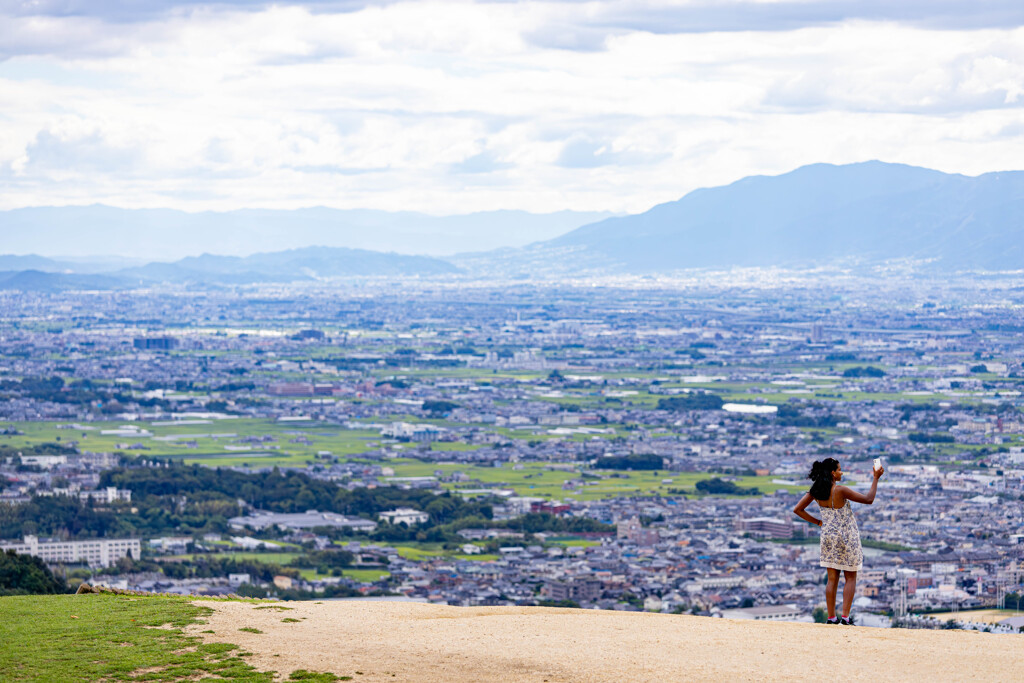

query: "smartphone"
(873, 457), (882, 472)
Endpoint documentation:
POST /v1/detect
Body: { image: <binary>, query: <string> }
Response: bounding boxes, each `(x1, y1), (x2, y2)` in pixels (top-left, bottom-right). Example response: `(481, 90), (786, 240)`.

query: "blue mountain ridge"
(543, 161), (1024, 271)
(4, 161), (1024, 286)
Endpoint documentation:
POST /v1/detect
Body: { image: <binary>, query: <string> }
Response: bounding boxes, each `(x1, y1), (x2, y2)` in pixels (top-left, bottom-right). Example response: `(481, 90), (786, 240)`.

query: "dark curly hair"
(808, 458), (839, 500)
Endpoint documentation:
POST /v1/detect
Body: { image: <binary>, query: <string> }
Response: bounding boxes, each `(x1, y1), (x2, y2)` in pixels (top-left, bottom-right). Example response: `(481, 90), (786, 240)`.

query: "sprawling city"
(3, 274), (1023, 635)
(6, 0), (1024, 679)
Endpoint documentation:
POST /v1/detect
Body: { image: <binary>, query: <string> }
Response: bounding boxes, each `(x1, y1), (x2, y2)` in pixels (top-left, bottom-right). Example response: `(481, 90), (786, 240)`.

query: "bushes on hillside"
(0, 550), (68, 595)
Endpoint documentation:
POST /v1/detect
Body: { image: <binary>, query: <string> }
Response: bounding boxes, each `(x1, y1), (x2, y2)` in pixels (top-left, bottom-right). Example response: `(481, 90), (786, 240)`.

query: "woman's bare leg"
(842, 570), (857, 617)
(825, 568), (839, 619)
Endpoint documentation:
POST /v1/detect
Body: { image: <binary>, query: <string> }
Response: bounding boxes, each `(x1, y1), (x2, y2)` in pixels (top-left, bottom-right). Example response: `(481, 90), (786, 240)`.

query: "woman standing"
(793, 457), (883, 625)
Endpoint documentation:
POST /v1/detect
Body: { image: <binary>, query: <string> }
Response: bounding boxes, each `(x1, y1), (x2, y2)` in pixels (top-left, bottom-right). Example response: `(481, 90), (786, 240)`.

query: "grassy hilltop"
(3, 593), (1023, 682)
(0, 593), (340, 682)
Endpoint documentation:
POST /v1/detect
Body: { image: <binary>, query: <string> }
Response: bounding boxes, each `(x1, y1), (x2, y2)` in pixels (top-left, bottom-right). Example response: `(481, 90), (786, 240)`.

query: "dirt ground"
(190, 600), (1024, 682)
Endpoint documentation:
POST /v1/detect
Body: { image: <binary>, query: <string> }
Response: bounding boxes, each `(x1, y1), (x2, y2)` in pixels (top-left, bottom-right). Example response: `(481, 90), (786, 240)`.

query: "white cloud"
(1, 1), (1024, 216)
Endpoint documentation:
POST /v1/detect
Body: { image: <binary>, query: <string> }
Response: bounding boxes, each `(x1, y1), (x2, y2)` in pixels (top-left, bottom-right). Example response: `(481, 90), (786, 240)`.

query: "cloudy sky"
(2, 0), (1024, 216)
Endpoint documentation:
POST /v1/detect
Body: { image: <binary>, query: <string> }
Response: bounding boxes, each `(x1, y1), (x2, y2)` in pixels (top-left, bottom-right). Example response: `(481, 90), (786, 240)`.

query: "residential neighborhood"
(2, 278), (1023, 632)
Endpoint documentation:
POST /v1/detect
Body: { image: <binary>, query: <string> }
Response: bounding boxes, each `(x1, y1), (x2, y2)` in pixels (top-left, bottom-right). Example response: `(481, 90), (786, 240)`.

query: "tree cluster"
(908, 432), (955, 444)
(775, 404), (839, 428)
(841, 366), (886, 378)
(656, 393), (724, 411)
(594, 454), (665, 471)
(1, 463), (493, 541)
(694, 478), (760, 496)
(0, 550), (68, 595)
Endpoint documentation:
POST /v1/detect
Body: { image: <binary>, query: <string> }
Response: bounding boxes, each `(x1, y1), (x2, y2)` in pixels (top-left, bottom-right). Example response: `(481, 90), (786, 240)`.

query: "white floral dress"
(818, 489), (863, 572)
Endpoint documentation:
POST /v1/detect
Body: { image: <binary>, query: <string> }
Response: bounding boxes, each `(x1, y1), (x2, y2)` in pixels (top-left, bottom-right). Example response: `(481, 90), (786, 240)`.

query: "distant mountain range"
(3, 161), (1024, 290)
(0, 270), (128, 293)
(0, 247), (459, 292)
(0, 205), (613, 259)
(480, 161), (1024, 274)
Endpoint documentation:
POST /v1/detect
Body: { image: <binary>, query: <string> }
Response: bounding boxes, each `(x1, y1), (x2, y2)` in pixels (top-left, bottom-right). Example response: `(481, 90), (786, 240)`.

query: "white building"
(0, 535), (141, 568)
(148, 536), (192, 553)
(228, 573), (251, 586)
(19, 455), (68, 469)
(228, 510), (377, 532)
(42, 486), (132, 504)
(379, 508), (430, 525)
(381, 422), (446, 443)
(720, 605), (807, 622)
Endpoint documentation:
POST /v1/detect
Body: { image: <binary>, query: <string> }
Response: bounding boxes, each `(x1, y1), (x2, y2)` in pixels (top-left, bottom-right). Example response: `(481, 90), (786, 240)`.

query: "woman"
(792, 457), (883, 625)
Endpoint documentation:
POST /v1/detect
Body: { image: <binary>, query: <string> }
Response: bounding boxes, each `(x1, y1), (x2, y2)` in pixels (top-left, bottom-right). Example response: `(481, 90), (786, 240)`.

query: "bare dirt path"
(191, 600), (1024, 682)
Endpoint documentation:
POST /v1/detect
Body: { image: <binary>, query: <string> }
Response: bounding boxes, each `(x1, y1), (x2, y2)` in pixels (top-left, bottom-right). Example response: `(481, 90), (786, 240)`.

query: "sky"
(2, 0), (1024, 216)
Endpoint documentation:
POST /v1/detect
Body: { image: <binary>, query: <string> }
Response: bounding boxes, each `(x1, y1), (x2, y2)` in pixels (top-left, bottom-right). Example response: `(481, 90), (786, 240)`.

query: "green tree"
(657, 393), (723, 411)
(695, 478), (759, 496)
(0, 550), (68, 595)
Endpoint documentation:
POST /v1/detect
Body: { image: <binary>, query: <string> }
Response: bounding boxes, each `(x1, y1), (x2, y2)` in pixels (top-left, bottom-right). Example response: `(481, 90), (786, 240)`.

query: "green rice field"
(386, 459), (805, 500)
(0, 418), (381, 468)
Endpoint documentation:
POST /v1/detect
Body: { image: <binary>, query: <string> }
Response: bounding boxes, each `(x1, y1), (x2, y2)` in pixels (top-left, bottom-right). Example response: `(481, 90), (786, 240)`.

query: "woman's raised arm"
(839, 467), (883, 505)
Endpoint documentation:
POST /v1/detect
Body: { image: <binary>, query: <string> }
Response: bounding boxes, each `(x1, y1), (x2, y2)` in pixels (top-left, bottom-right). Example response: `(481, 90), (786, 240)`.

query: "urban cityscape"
(3, 274), (1023, 633)
(5, 0), (1024, 679)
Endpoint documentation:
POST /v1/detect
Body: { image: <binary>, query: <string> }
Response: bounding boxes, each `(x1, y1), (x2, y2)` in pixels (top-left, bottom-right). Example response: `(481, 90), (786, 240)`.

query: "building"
(379, 508), (430, 525)
(382, 422), (446, 443)
(228, 573), (251, 586)
(148, 536), (192, 553)
(617, 516), (659, 546)
(720, 605), (806, 622)
(42, 486), (132, 504)
(530, 501), (570, 516)
(383, 476), (439, 490)
(739, 517), (794, 538)
(19, 455), (68, 469)
(228, 510), (377, 533)
(545, 578), (602, 602)
(0, 535), (141, 568)
(268, 382), (314, 397)
(133, 337), (178, 351)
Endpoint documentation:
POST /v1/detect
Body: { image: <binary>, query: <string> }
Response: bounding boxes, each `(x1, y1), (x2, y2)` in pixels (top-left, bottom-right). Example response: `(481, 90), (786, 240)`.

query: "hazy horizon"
(5, 159), (1024, 270)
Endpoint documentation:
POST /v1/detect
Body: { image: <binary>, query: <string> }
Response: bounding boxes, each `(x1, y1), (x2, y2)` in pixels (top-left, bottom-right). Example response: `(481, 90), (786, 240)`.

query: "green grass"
(289, 670), (345, 681)
(0, 593), (271, 682)
(391, 544), (499, 562)
(192, 554), (391, 582)
(386, 460), (805, 500)
(343, 568), (392, 582)
(203, 551), (304, 564)
(296, 567), (329, 580)
(861, 538), (918, 552)
(547, 538), (600, 548)
(0, 418), (382, 468)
